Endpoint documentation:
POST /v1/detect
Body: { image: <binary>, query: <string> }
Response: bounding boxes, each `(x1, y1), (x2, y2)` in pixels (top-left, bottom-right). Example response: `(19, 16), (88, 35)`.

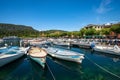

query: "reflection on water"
(29, 59), (50, 80)
(0, 56), (25, 80)
(48, 56), (83, 74)
(69, 47), (120, 80)
(92, 50), (120, 62)
(113, 58), (120, 62)
(0, 46), (120, 80)
(46, 57), (81, 80)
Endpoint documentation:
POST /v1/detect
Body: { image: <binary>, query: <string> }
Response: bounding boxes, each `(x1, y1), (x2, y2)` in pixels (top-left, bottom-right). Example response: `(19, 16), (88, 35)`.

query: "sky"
(0, 0), (120, 31)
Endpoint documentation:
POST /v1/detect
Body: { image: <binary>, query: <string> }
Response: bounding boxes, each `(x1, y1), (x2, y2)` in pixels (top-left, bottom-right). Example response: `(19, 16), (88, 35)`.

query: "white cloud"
(96, 0), (113, 14)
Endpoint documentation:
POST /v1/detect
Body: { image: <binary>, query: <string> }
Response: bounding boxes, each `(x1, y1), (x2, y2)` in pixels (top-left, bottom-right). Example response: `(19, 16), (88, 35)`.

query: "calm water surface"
(0, 46), (120, 80)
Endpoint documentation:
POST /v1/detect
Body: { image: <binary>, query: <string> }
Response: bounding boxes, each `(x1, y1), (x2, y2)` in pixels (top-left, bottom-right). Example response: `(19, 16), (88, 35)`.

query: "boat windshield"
(0, 48), (9, 54)
(0, 46), (20, 54)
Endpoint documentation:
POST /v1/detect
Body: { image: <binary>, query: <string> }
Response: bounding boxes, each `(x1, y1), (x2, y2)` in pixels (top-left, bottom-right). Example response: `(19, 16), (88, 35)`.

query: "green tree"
(72, 31), (81, 38)
(85, 28), (96, 36)
(111, 24), (120, 34)
(79, 28), (86, 37)
(95, 30), (101, 35)
(101, 28), (110, 35)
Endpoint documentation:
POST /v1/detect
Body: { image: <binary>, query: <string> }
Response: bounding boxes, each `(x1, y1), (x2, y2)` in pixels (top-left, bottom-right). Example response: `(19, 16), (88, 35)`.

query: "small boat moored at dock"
(0, 46), (28, 67)
(45, 47), (84, 63)
(27, 46), (47, 68)
(93, 45), (120, 55)
(0, 46), (7, 50)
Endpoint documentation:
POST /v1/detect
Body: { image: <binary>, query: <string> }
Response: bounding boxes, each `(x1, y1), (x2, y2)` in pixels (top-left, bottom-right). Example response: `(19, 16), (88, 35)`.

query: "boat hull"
(79, 44), (91, 49)
(29, 56), (46, 68)
(0, 53), (24, 67)
(48, 53), (84, 63)
(93, 47), (120, 55)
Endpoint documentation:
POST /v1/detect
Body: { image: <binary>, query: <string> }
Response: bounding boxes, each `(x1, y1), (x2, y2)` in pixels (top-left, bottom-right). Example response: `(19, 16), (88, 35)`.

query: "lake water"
(0, 46), (120, 80)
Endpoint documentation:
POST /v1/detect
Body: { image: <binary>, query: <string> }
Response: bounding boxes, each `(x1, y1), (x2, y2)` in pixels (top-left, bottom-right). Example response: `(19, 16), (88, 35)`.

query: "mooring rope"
(46, 62), (56, 80)
(85, 56), (120, 79)
(53, 60), (83, 74)
(55, 61), (73, 71)
(28, 58), (35, 80)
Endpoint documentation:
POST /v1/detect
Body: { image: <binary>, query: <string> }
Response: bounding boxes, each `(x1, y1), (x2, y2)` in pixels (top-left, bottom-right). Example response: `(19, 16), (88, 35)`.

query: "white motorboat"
(53, 41), (71, 46)
(93, 45), (120, 55)
(0, 47), (28, 67)
(0, 47), (7, 50)
(27, 46), (47, 68)
(45, 47), (84, 63)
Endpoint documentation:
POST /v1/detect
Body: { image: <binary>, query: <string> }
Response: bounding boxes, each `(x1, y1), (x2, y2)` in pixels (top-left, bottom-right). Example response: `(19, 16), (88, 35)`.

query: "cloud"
(96, 0), (113, 14)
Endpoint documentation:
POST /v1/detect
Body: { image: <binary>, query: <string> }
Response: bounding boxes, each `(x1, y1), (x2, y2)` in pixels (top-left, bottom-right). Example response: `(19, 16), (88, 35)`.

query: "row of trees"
(41, 24), (120, 38)
(79, 27), (110, 36)
(79, 24), (120, 37)
(0, 29), (40, 38)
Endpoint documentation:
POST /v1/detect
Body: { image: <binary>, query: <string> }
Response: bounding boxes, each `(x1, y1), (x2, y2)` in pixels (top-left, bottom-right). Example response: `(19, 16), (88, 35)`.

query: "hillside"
(0, 23), (39, 38)
(41, 30), (67, 34)
(0, 23), (68, 38)
(39, 30), (68, 37)
(0, 23), (36, 31)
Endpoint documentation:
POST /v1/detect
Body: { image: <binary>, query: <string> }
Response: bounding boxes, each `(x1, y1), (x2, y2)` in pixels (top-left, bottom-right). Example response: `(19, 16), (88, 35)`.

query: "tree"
(101, 28), (110, 35)
(59, 32), (67, 37)
(71, 31), (81, 38)
(95, 30), (101, 35)
(85, 28), (96, 36)
(79, 28), (86, 37)
(111, 24), (120, 34)
(66, 32), (72, 37)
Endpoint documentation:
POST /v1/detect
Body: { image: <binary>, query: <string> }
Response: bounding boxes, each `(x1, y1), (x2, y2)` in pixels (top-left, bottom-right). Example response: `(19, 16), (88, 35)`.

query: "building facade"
(84, 23), (112, 31)
(84, 23), (120, 39)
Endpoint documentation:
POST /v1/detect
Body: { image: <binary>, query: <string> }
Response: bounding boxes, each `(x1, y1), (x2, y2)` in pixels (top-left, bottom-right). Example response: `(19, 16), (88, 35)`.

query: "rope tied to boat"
(46, 62), (56, 80)
(53, 60), (83, 74)
(85, 56), (120, 79)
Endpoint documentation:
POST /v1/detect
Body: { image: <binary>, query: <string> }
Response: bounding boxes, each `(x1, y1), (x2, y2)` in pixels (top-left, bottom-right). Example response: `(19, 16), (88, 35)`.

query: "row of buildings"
(83, 22), (120, 39)
(84, 23), (111, 30)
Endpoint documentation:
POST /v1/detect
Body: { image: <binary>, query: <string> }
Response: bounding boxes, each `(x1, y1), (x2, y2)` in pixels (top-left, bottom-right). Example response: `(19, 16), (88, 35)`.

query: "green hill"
(39, 30), (68, 37)
(0, 23), (39, 38)
(41, 30), (67, 34)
